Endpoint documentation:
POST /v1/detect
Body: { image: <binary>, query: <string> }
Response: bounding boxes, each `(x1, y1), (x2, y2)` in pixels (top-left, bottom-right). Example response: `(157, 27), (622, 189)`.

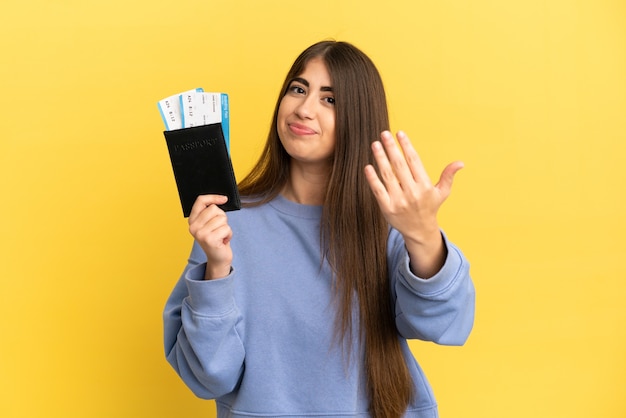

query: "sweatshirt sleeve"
(163, 242), (245, 399)
(390, 230), (475, 345)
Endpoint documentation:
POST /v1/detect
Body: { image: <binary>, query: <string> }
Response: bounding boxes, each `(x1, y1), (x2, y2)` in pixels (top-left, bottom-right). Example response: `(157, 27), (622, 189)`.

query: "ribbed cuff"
(184, 263), (236, 316)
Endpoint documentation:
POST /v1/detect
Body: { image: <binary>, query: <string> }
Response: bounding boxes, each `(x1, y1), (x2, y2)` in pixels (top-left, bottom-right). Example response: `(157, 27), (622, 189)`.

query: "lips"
(288, 122), (317, 136)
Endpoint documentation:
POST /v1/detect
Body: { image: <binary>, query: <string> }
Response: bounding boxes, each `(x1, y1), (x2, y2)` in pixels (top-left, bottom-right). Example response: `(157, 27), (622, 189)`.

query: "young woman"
(163, 40), (475, 418)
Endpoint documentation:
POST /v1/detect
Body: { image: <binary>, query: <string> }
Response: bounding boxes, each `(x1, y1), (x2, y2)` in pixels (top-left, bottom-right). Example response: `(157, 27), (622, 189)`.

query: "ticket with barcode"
(158, 89), (230, 150)
(179, 91), (230, 150)
(157, 88), (203, 131)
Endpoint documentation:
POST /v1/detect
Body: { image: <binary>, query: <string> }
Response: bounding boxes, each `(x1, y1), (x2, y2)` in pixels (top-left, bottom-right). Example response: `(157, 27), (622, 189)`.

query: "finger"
(364, 164), (391, 207)
(395, 131), (429, 183)
(435, 161), (464, 200)
(189, 200), (227, 237)
(371, 135), (403, 194)
(188, 194), (228, 223)
(195, 215), (232, 247)
(378, 131), (413, 182)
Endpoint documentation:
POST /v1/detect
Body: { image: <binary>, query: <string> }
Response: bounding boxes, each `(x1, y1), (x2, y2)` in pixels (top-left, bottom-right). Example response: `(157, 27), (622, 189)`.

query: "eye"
(323, 96), (335, 105)
(287, 84), (306, 95)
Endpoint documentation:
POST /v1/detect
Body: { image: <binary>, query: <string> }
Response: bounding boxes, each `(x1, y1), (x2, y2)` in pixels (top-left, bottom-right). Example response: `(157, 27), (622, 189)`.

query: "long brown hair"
(238, 40), (414, 418)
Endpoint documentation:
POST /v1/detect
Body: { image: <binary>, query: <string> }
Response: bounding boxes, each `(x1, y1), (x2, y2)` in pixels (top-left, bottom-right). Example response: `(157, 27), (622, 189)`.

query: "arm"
(365, 130), (474, 343)
(163, 244), (245, 398)
(389, 230), (475, 345)
(163, 195), (245, 398)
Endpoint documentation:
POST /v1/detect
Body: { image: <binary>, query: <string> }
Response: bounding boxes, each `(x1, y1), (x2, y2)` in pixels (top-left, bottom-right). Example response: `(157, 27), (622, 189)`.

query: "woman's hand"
(364, 130), (463, 278)
(188, 195), (233, 280)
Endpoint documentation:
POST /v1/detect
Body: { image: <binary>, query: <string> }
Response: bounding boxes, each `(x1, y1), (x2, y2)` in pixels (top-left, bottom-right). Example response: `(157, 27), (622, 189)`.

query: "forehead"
(295, 57), (332, 85)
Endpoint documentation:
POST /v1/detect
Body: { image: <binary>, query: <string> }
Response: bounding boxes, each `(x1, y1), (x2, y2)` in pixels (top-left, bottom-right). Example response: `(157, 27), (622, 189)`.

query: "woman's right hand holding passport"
(188, 195), (233, 280)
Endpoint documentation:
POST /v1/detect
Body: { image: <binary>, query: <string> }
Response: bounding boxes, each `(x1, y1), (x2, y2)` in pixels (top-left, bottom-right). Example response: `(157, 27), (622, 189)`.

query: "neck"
(281, 161), (329, 205)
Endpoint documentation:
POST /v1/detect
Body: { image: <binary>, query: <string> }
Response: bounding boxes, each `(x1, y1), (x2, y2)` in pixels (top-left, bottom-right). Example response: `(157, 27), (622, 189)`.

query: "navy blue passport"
(163, 123), (240, 217)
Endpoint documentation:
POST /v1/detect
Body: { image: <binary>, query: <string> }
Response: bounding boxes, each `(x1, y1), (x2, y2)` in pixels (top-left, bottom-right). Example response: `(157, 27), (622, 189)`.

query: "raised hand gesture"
(364, 130), (464, 278)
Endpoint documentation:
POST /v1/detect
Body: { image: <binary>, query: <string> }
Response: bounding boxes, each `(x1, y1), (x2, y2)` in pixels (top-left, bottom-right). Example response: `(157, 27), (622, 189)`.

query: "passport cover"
(164, 123), (241, 217)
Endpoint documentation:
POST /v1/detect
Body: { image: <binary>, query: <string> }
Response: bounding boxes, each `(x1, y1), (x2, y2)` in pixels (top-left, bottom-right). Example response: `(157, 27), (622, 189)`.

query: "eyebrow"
(290, 77), (334, 92)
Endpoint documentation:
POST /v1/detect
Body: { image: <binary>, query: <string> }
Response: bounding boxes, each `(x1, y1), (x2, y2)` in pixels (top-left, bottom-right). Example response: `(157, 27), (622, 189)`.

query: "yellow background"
(1, 0), (624, 417)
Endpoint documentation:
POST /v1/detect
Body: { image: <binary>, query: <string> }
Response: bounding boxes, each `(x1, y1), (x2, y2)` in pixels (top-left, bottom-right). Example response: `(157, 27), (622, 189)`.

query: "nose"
(294, 94), (316, 119)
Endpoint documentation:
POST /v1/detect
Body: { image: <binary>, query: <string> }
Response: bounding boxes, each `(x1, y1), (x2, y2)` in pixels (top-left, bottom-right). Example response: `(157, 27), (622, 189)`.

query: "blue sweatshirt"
(163, 195), (475, 418)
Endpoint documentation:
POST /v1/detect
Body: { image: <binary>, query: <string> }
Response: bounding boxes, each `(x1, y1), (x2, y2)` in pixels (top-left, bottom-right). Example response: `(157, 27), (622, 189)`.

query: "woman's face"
(277, 57), (336, 169)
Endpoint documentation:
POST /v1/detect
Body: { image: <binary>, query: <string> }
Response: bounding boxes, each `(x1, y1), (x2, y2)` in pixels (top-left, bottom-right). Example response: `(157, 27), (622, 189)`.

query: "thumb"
(436, 161), (464, 199)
